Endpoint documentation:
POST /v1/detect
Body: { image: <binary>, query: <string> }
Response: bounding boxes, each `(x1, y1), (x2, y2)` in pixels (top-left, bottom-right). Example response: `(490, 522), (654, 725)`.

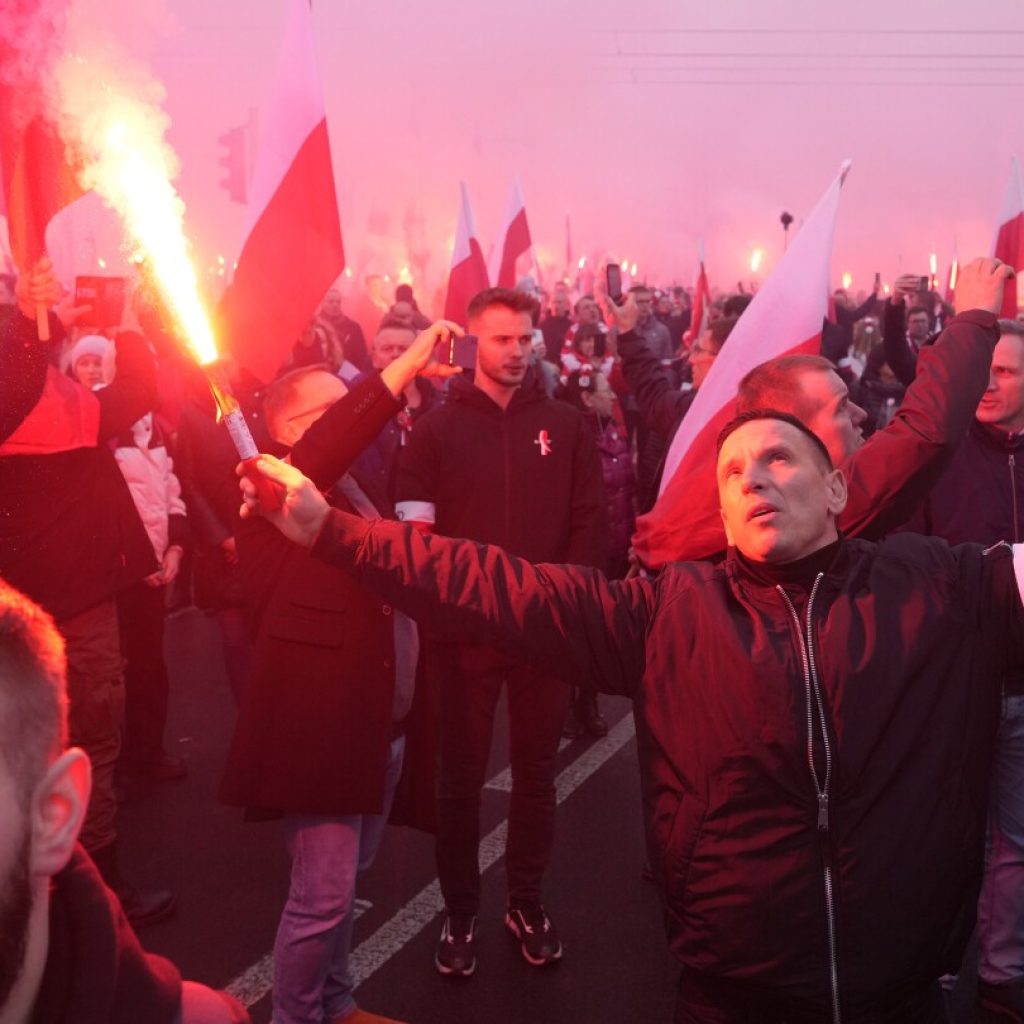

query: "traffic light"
(217, 126), (248, 205)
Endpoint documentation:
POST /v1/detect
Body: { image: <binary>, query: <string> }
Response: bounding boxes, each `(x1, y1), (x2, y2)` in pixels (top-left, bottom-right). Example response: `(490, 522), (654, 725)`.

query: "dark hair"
(562, 368), (602, 412)
(737, 354), (835, 419)
(573, 294), (597, 314)
(0, 580), (67, 807)
(466, 287), (539, 325)
(394, 283), (415, 304)
(628, 284), (651, 297)
(376, 314), (417, 336)
(706, 315), (739, 352)
(723, 293), (753, 318)
(907, 305), (930, 320)
(573, 324), (602, 354)
(716, 408), (834, 471)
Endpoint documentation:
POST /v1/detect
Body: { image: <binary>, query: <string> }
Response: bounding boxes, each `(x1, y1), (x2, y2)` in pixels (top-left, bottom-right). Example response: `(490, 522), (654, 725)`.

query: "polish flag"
(444, 181), (489, 323)
(0, 89), (84, 272)
(633, 161), (852, 568)
(488, 179), (533, 289)
(683, 244), (711, 346)
(221, 0), (344, 384)
(993, 156), (1024, 318)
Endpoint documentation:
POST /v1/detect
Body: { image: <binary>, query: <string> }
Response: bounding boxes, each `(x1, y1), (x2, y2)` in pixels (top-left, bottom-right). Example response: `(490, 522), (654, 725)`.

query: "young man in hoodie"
(394, 287), (607, 976)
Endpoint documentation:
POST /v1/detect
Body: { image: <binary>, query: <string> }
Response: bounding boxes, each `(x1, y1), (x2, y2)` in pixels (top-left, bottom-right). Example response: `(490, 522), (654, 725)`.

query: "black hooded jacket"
(395, 369), (607, 568)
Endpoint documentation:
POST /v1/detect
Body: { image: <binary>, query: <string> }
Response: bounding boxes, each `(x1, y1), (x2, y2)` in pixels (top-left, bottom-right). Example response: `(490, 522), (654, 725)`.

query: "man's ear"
(30, 748), (91, 877)
(719, 506), (736, 547)
(825, 467), (848, 517)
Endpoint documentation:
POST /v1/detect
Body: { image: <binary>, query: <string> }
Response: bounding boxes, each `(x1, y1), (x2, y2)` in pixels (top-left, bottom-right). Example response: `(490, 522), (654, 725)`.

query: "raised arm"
(839, 259), (1008, 540)
(239, 454), (653, 696)
(290, 320), (462, 490)
(609, 294), (693, 438)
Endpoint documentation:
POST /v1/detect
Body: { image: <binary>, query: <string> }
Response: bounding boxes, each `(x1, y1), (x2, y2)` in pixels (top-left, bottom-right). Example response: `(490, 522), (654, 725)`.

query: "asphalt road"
(116, 607), (991, 1024)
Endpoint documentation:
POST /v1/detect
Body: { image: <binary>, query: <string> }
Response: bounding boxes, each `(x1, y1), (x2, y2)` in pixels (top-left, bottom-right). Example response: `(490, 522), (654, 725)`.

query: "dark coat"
(312, 516), (1017, 1019)
(587, 413), (635, 577)
(219, 375), (435, 826)
(396, 370), (607, 567)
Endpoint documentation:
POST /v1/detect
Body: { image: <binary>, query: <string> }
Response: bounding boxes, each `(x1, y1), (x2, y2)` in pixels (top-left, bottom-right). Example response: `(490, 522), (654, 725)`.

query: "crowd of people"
(1, 251), (1023, 1024)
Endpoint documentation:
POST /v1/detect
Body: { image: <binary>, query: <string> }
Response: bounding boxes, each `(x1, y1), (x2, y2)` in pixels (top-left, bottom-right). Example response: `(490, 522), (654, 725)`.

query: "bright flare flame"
(81, 114), (218, 363)
(578, 256), (586, 269)
(97, 257), (107, 269)
(620, 259), (629, 270)
(841, 272), (853, 290)
(929, 252), (938, 276)
(750, 248), (764, 273)
(630, 263), (638, 277)
(949, 260), (959, 290)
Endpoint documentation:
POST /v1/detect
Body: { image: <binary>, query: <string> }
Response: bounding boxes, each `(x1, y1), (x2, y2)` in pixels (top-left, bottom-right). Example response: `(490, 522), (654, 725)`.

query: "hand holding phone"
(606, 264), (623, 304)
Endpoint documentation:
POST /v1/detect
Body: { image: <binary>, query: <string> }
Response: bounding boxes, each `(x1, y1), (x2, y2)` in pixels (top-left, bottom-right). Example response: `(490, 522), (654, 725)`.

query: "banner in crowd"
(633, 160), (852, 568)
(993, 156), (1023, 318)
(444, 181), (489, 322)
(221, 0), (344, 383)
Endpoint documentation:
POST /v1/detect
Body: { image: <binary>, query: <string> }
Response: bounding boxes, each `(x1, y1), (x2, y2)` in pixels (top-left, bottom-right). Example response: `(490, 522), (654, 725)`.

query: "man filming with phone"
(394, 286), (607, 977)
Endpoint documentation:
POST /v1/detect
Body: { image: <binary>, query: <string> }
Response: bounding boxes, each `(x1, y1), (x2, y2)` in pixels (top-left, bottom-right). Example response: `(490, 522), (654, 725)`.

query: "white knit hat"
(69, 334), (112, 368)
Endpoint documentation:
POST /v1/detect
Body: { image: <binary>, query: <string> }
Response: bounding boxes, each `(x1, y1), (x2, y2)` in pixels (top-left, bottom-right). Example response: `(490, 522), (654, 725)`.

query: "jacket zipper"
(1010, 453), (1020, 544)
(778, 575), (841, 1024)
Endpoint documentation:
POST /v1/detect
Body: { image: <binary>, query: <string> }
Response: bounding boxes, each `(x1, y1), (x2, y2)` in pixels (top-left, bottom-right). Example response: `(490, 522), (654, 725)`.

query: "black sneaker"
(504, 904), (563, 966)
(435, 913), (477, 977)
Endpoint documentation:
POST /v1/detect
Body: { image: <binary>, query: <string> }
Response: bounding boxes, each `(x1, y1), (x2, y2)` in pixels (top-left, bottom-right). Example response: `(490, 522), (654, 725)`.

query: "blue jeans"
(978, 694), (1024, 984)
(272, 736), (404, 1024)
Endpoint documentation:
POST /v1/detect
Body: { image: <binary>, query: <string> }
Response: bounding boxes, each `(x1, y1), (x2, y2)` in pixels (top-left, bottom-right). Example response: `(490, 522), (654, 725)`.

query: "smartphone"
(448, 333), (478, 372)
(918, 275), (929, 293)
(606, 263), (623, 303)
(874, 272), (881, 290)
(74, 275), (127, 329)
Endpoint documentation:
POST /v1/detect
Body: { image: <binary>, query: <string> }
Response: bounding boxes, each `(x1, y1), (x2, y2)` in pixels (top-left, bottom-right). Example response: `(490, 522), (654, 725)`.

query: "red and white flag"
(488, 178), (533, 289)
(444, 181), (489, 323)
(993, 156), (1024, 318)
(221, 0), (344, 383)
(683, 243), (711, 346)
(633, 161), (852, 568)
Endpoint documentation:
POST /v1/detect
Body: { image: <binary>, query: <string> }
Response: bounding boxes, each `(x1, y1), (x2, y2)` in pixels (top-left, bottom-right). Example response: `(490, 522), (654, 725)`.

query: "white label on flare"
(224, 410), (259, 461)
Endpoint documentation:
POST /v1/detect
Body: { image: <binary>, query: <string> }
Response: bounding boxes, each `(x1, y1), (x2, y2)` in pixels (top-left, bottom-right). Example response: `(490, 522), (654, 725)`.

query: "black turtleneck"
(736, 536), (844, 599)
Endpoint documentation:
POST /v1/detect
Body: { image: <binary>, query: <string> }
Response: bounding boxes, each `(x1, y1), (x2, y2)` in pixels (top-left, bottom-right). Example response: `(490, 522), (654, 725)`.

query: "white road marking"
(224, 900), (372, 1007)
(225, 714), (636, 1007)
(484, 736), (573, 792)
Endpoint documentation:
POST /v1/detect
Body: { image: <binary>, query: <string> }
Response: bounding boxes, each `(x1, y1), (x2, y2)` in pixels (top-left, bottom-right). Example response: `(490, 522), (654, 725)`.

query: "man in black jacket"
(242, 406), (1021, 1024)
(395, 287), (607, 976)
(903, 317), (1024, 1020)
(0, 261), (171, 926)
(222, 325), (459, 1024)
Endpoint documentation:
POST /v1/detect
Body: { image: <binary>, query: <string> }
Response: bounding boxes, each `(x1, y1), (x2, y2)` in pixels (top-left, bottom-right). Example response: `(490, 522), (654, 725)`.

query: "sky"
(12, 0), (1024, 304)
